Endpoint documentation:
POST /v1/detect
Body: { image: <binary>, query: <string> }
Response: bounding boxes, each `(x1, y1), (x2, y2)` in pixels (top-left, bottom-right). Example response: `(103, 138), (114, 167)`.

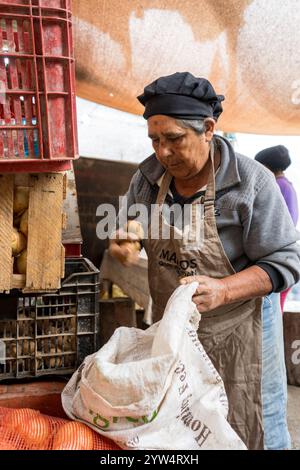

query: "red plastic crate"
(0, 0), (78, 172)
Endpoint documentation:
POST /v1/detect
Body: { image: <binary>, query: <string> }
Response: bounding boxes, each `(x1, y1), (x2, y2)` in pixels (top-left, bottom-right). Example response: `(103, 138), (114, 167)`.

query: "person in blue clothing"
(255, 145), (299, 311)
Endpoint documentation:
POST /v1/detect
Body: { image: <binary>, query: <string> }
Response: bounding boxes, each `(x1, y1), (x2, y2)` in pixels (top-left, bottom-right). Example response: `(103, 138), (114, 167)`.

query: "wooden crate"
(0, 173), (65, 293)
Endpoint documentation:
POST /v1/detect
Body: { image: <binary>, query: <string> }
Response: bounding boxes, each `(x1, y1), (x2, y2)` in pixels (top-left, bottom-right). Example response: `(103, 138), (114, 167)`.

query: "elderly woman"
(109, 72), (300, 450)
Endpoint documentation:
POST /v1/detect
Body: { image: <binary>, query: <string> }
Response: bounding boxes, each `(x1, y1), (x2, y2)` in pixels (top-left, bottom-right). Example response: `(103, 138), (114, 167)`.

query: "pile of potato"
(0, 314), (76, 373)
(12, 186), (29, 275)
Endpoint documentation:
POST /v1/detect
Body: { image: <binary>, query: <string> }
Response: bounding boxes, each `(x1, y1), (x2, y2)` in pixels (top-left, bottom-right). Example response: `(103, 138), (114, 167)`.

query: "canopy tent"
(73, 0), (300, 135)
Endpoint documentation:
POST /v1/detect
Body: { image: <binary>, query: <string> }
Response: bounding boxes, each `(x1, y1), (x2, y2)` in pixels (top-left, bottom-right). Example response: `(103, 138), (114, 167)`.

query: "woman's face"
(147, 115), (214, 179)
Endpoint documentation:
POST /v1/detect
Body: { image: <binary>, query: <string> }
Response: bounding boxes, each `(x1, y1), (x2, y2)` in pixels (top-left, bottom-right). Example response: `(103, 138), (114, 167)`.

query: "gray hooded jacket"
(118, 136), (300, 292)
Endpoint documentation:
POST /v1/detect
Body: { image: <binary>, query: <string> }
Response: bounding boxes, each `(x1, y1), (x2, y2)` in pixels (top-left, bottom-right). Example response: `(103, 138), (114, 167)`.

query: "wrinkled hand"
(180, 275), (227, 312)
(108, 229), (141, 267)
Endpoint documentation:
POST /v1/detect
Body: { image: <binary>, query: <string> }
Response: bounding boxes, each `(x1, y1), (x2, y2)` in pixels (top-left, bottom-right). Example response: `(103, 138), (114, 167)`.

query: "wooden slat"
(11, 274), (26, 290)
(63, 172), (67, 199)
(15, 173), (30, 186)
(61, 245), (65, 279)
(0, 175), (14, 292)
(25, 173), (64, 292)
(62, 212), (67, 230)
(62, 167), (82, 244)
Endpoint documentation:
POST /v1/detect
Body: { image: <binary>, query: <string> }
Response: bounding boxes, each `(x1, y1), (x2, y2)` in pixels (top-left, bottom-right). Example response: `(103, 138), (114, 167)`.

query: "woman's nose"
(157, 141), (172, 159)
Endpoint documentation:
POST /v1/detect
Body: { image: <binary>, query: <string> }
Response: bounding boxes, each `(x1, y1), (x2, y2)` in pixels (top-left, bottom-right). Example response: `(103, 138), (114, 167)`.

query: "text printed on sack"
(88, 409), (158, 430)
(187, 328), (228, 409)
(175, 360), (212, 448)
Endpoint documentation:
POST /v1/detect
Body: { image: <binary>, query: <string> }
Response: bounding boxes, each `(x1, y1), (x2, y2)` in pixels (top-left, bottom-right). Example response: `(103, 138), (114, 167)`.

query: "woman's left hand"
(180, 275), (227, 312)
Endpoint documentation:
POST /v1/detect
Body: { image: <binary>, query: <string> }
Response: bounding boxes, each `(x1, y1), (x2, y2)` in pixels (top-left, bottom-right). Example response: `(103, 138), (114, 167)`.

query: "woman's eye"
(169, 135), (183, 142)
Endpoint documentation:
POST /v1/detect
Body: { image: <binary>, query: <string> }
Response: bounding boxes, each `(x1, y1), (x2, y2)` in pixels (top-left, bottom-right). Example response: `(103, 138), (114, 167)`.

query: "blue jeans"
(262, 293), (291, 450)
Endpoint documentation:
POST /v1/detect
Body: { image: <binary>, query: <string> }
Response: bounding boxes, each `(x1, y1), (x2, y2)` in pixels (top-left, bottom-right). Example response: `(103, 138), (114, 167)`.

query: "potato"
(19, 340), (35, 356)
(116, 239), (141, 265)
(20, 209), (28, 236)
(120, 240), (141, 253)
(18, 320), (33, 338)
(63, 354), (75, 368)
(125, 220), (144, 240)
(7, 342), (17, 358)
(9, 340), (34, 360)
(37, 348), (62, 369)
(48, 333), (73, 351)
(16, 249), (27, 274)
(12, 228), (27, 256)
(100, 289), (110, 300)
(47, 348), (62, 368)
(112, 284), (128, 298)
(13, 187), (29, 215)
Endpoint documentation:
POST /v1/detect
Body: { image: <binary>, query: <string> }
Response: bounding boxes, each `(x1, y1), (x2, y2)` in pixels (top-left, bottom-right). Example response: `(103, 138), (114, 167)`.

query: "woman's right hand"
(108, 229), (141, 267)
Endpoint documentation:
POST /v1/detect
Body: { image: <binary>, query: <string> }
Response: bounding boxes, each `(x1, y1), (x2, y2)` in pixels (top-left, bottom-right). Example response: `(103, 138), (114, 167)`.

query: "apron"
(144, 142), (264, 450)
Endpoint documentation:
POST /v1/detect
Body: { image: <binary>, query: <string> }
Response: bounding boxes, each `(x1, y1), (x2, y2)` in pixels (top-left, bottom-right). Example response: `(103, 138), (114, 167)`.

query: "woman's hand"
(108, 229), (141, 267)
(180, 266), (273, 312)
(180, 275), (227, 312)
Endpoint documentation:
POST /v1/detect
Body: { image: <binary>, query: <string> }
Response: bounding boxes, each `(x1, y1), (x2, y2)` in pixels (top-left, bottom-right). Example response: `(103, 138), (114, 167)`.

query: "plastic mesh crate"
(0, 258), (100, 381)
(0, 0), (78, 172)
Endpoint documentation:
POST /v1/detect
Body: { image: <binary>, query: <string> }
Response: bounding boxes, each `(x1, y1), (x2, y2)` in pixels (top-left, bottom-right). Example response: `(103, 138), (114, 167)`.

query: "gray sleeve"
(241, 174), (300, 291)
